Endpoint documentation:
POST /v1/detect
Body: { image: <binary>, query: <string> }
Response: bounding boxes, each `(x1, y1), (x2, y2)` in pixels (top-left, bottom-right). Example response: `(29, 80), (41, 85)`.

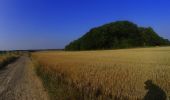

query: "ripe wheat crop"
(32, 47), (170, 100)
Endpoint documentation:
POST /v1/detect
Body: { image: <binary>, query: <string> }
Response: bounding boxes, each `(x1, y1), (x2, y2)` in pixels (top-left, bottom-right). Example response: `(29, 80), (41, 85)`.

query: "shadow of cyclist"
(144, 80), (167, 100)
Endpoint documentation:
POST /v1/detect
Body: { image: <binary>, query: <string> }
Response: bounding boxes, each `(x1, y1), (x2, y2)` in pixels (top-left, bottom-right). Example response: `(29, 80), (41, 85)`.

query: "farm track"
(0, 56), (49, 100)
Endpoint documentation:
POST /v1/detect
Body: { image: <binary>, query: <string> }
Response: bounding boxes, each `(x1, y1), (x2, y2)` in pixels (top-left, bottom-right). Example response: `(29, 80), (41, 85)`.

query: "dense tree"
(65, 21), (170, 51)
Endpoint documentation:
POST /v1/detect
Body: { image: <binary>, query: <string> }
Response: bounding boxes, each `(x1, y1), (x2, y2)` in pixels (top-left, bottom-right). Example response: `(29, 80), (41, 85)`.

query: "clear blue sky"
(0, 0), (170, 50)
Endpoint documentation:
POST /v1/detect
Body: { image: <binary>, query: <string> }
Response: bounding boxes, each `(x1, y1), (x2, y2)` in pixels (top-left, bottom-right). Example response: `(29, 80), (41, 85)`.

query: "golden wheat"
(32, 47), (170, 99)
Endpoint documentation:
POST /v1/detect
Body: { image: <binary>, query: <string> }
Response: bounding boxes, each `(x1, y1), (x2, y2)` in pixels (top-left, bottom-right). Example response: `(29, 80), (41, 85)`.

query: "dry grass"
(0, 55), (10, 64)
(32, 47), (170, 100)
(0, 56), (7, 63)
(0, 54), (19, 68)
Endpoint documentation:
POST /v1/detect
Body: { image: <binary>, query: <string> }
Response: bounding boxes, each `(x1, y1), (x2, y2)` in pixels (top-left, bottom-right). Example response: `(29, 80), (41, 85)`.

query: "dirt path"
(0, 56), (49, 100)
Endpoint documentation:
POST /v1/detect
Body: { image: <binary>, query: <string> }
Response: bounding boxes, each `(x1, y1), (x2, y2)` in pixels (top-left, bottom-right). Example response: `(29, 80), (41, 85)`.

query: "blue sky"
(0, 0), (170, 50)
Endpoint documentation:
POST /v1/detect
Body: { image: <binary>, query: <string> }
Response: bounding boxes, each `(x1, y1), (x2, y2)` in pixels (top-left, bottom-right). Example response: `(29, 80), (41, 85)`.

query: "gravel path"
(0, 56), (49, 100)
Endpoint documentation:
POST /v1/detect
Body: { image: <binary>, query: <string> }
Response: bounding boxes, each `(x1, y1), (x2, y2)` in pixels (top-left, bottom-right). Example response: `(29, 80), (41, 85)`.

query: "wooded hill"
(65, 21), (170, 50)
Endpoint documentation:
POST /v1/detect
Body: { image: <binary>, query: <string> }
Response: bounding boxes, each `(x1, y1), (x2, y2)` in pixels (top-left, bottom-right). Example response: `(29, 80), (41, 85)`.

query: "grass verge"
(33, 61), (81, 100)
(0, 56), (19, 69)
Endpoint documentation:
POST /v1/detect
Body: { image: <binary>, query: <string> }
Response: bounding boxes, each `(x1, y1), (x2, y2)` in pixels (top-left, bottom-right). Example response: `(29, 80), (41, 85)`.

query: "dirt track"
(0, 56), (49, 100)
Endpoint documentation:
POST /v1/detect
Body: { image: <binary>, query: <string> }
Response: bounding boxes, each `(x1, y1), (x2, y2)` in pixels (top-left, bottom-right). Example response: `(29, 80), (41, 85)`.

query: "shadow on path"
(144, 80), (167, 100)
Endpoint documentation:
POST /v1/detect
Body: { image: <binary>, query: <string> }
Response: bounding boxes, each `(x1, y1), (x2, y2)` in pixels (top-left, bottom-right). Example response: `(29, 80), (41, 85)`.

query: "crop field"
(32, 47), (170, 100)
(0, 55), (8, 64)
(0, 53), (19, 68)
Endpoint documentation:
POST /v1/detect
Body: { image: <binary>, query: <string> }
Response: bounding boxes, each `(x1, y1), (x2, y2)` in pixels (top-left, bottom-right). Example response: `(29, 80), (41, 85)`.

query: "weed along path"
(0, 56), (49, 100)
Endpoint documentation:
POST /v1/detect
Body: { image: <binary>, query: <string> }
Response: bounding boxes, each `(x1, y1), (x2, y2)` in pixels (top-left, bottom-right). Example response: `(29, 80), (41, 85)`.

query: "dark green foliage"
(139, 27), (170, 46)
(0, 51), (7, 55)
(65, 21), (170, 50)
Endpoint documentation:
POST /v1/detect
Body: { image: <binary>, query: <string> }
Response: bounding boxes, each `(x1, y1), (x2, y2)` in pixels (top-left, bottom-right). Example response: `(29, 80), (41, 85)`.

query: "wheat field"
(32, 47), (170, 100)
(0, 53), (19, 68)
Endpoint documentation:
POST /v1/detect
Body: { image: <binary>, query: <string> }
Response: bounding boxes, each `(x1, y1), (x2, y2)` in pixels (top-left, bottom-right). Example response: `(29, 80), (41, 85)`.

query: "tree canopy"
(65, 21), (170, 51)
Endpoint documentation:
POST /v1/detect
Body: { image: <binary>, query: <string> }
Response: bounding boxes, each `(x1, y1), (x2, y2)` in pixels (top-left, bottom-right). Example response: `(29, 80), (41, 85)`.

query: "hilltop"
(65, 21), (170, 50)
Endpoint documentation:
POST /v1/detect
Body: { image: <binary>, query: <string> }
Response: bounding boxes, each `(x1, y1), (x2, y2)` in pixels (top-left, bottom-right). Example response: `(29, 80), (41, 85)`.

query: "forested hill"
(65, 21), (170, 51)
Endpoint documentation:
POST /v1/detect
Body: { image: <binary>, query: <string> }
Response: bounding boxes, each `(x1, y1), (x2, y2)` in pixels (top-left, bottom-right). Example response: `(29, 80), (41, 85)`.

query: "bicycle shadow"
(144, 80), (167, 100)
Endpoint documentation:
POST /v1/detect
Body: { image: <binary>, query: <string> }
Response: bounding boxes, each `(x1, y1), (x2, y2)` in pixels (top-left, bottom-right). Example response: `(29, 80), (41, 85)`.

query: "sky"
(0, 0), (170, 50)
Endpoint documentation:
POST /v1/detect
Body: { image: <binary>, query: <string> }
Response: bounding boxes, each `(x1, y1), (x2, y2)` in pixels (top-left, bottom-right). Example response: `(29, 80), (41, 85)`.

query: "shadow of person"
(144, 80), (167, 100)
